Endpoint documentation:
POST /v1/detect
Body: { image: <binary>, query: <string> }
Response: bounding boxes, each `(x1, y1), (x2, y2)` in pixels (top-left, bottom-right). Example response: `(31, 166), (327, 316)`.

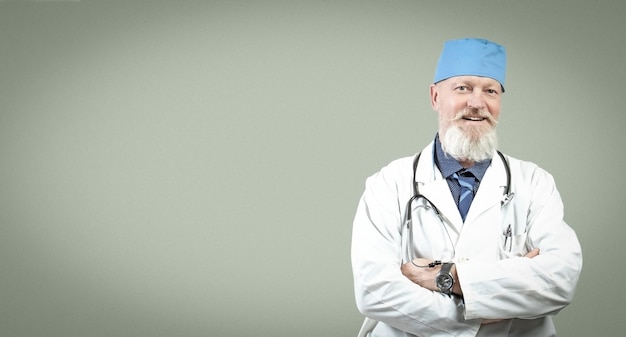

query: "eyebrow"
(451, 79), (499, 89)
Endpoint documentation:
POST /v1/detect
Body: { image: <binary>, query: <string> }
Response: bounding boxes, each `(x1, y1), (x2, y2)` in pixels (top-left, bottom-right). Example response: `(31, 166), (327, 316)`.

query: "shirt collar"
(434, 134), (491, 181)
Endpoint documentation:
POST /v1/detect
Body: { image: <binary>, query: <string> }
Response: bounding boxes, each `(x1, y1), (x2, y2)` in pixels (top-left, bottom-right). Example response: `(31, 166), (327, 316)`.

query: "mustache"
(450, 109), (498, 124)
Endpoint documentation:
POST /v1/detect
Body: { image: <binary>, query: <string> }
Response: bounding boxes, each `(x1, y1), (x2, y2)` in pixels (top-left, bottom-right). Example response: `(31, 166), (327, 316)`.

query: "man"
(351, 38), (582, 337)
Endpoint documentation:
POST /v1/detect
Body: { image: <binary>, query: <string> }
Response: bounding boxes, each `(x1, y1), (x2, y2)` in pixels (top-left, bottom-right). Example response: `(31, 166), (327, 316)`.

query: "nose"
(467, 91), (485, 109)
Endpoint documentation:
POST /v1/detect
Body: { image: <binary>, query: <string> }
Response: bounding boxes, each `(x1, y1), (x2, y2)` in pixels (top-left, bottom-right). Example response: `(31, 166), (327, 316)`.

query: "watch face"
(436, 274), (453, 289)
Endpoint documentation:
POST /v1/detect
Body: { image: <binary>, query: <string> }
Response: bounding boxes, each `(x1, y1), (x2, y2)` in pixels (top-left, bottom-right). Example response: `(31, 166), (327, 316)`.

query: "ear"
(429, 83), (439, 111)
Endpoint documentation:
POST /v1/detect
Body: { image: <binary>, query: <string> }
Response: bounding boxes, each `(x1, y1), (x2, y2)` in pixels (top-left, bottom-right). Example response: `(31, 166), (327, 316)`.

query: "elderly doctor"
(351, 38), (582, 337)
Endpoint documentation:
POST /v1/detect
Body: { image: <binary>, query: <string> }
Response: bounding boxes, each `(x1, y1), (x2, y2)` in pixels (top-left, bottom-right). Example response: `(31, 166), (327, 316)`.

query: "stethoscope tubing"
(405, 151), (512, 263)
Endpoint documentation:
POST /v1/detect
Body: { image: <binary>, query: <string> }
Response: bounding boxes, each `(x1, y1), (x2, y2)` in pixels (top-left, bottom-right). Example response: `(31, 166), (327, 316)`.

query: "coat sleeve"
(351, 162), (482, 337)
(456, 162), (583, 320)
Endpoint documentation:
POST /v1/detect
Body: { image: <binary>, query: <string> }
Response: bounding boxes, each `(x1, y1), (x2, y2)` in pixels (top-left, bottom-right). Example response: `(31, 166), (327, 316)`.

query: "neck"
(459, 159), (475, 168)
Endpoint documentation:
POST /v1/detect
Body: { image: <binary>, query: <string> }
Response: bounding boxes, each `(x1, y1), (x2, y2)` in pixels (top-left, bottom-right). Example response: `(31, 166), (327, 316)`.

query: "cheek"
(487, 102), (501, 119)
(440, 101), (464, 118)
(438, 108), (455, 127)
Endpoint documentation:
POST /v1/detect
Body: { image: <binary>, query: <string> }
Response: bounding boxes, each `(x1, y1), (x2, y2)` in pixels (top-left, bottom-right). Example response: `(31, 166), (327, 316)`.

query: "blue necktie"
(452, 172), (475, 221)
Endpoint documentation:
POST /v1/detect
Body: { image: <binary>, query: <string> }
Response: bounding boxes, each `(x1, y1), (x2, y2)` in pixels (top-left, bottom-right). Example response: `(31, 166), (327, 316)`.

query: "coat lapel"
(464, 153), (508, 224)
(414, 143), (464, 234)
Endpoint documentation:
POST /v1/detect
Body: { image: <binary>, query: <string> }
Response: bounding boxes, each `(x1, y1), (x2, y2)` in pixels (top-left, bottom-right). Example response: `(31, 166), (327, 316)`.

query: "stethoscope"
(404, 150), (514, 264)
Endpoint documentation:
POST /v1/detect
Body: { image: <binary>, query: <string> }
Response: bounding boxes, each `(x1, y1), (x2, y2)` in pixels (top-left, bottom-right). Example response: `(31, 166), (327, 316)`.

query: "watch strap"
(440, 262), (453, 274)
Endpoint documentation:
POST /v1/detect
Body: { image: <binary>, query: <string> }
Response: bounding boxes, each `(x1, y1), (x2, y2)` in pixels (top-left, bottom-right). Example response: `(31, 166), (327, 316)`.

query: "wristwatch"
(435, 262), (455, 295)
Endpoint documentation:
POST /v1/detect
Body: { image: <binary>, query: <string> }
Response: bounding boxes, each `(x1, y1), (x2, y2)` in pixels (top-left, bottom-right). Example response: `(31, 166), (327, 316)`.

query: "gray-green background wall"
(1, 1), (623, 336)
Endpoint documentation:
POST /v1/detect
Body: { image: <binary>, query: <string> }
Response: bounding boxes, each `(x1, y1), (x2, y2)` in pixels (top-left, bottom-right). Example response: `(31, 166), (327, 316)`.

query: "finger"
(524, 248), (540, 258)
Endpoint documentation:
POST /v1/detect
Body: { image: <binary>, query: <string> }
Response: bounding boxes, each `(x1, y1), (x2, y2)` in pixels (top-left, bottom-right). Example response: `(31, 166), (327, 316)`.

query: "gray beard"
(441, 125), (498, 163)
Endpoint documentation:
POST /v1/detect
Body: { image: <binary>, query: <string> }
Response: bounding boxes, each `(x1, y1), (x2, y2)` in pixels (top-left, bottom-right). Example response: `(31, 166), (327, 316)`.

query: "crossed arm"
(400, 248), (540, 324)
(400, 248), (540, 295)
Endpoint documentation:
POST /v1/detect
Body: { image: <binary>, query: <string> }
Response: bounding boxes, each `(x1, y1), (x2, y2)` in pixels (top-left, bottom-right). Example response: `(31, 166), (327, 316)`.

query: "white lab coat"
(351, 142), (582, 337)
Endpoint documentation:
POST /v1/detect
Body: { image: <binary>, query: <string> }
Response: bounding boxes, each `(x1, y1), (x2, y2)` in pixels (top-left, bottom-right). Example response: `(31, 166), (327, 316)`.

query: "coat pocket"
(497, 225), (529, 259)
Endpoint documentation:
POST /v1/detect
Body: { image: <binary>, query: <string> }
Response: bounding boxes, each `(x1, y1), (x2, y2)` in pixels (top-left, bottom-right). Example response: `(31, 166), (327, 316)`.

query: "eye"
(486, 88), (500, 95)
(455, 85), (471, 92)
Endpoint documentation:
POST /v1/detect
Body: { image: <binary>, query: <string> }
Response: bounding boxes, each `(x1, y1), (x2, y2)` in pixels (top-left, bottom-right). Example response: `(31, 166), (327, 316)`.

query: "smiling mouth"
(463, 116), (487, 121)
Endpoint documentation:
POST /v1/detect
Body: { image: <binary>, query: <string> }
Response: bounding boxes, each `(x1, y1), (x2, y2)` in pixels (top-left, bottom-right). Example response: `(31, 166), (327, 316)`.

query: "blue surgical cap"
(433, 38), (507, 91)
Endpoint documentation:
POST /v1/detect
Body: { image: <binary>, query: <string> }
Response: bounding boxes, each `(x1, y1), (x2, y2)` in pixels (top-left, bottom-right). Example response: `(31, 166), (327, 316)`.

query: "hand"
(525, 248), (540, 258)
(400, 258), (441, 292)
